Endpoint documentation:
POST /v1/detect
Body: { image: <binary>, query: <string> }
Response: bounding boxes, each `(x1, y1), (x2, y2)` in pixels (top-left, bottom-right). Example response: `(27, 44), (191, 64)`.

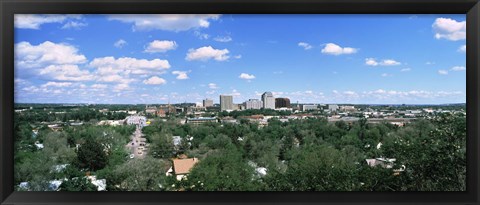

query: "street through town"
(125, 116), (148, 159)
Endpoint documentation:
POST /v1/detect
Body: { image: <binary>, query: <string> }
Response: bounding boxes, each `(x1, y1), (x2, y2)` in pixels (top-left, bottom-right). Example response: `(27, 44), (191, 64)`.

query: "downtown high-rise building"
(262, 92), (275, 110)
(245, 99), (263, 110)
(275, 98), (291, 108)
(203, 98), (213, 107)
(220, 95), (234, 111)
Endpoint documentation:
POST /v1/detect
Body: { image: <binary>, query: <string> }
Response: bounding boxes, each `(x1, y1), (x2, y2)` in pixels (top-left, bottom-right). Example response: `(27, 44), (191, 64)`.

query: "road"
(125, 123), (148, 159)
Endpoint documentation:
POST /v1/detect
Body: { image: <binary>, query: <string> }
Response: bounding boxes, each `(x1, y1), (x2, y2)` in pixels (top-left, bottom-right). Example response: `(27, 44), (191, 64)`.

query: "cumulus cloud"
(91, 84), (108, 89)
(239, 73), (255, 80)
(194, 31), (209, 40)
(298, 42), (312, 50)
(321, 43), (357, 55)
(172, 71), (189, 80)
(144, 40), (178, 53)
(214, 36), (232, 42)
(432, 18), (466, 41)
(14, 14), (82, 29)
(450, 66), (466, 71)
(89, 56), (170, 76)
(365, 58), (401, 66)
(400, 68), (411, 72)
(114, 39), (127, 48)
(143, 76), (167, 85)
(208, 83), (219, 89)
(107, 14), (220, 32)
(234, 55), (242, 59)
(15, 41), (87, 68)
(458, 45), (466, 52)
(39, 64), (94, 81)
(113, 83), (130, 92)
(41, 82), (73, 88)
(438, 70), (449, 75)
(186, 46), (230, 61)
(61, 21), (87, 29)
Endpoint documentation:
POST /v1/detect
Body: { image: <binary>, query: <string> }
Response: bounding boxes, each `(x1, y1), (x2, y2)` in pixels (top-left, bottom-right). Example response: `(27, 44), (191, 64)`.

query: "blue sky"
(14, 14), (466, 104)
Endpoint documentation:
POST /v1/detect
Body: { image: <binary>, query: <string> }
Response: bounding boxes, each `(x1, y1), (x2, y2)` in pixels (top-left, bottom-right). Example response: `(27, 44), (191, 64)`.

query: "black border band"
(1, 0), (479, 204)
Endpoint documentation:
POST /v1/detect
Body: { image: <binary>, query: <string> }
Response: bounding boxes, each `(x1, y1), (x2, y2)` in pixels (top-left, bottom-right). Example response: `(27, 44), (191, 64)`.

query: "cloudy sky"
(14, 14), (465, 104)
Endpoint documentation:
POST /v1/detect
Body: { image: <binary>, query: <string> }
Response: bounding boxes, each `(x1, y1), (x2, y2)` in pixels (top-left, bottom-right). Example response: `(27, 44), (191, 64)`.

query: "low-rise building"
(186, 117), (218, 125)
(302, 104), (318, 111)
(166, 158), (200, 181)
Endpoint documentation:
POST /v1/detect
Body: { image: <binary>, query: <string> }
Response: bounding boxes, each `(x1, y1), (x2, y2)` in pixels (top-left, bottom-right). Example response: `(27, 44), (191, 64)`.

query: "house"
(166, 158), (199, 181)
(366, 158), (396, 169)
(87, 175), (107, 191)
(34, 141), (44, 149)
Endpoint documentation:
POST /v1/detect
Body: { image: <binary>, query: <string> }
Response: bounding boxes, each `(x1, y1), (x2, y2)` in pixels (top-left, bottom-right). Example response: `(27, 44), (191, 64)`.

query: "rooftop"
(173, 158), (199, 175)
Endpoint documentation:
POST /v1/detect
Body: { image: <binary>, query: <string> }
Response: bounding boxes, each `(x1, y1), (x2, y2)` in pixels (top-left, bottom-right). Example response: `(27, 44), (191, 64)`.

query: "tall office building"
(275, 98), (291, 108)
(203, 98), (213, 107)
(220, 95), (234, 111)
(262, 92), (275, 109)
(245, 99), (263, 109)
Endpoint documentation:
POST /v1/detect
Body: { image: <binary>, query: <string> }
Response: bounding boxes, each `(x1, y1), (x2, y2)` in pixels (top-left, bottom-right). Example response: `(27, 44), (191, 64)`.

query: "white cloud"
(41, 82), (73, 88)
(321, 43), (357, 55)
(144, 40), (178, 53)
(229, 89), (241, 96)
(91, 84), (108, 89)
(61, 21), (87, 29)
(114, 39), (127, 48)
(113, 83), (130, 92)
(239, 73), (255, 80)
(39, 65), (94, 81)
(208, 83), (219, 89)
(400, 68), (411, 72)
(143, 76), (167, 85)
(89, 56), (170, 76)
(298, 42), (312, 50)
(186, 46), (230, 61)
(234, 55), (242, 59)
(14, 14), (82, 29)
(96, 74), (126, 83)
(426, 61), (435, 65)
(450, 66), (466, 71)
(107, 14), (220, 32)
(432, 18), (466, 41)
(172, 71), (189, 80)
(194, 31), (209, 40)
(214, 36), (232, 42)
(365, 58), (401, 66)
(381, 73), (392, 77)
(458, 45), (466, 52)
(15, 41), (87, 68)
(438, 70), (449, 75)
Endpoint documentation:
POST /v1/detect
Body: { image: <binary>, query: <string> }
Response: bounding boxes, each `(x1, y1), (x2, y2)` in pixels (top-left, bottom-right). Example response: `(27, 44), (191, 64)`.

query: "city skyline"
(14, 14), (466, 104)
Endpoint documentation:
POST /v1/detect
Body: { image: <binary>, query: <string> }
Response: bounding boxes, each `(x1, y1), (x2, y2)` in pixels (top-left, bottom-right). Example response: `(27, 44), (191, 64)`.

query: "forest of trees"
(14, 109), (466, 191)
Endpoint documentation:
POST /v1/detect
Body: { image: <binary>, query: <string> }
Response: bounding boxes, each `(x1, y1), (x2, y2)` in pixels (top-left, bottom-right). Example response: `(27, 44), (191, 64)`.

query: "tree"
(149, 133), (174, 158)
(59, 177), (97, 191)
(113, 157), (169, 191)
(76, 138), (108, 171)
(184, 145), (260, 191)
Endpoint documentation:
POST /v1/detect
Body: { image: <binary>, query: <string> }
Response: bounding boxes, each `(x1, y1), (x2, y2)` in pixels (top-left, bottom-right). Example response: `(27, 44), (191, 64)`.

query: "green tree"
(185, 145), (260, 191)
(59, 177), (97, 191)
(114, 157), (169, 191)
(76, 138), (108, 171)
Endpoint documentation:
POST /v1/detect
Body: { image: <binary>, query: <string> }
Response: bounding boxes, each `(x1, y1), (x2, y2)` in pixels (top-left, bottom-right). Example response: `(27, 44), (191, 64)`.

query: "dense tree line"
(14, 108), (466, 191)
(143, 112), (466, 191)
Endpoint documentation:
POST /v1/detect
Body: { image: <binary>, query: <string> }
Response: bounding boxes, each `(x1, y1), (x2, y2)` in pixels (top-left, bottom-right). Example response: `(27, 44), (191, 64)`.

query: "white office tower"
(261, 92), (275, 109)
(245, 99), (263, 109)
(220, 95), (234, 111)
(203, 99), (213, 107)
